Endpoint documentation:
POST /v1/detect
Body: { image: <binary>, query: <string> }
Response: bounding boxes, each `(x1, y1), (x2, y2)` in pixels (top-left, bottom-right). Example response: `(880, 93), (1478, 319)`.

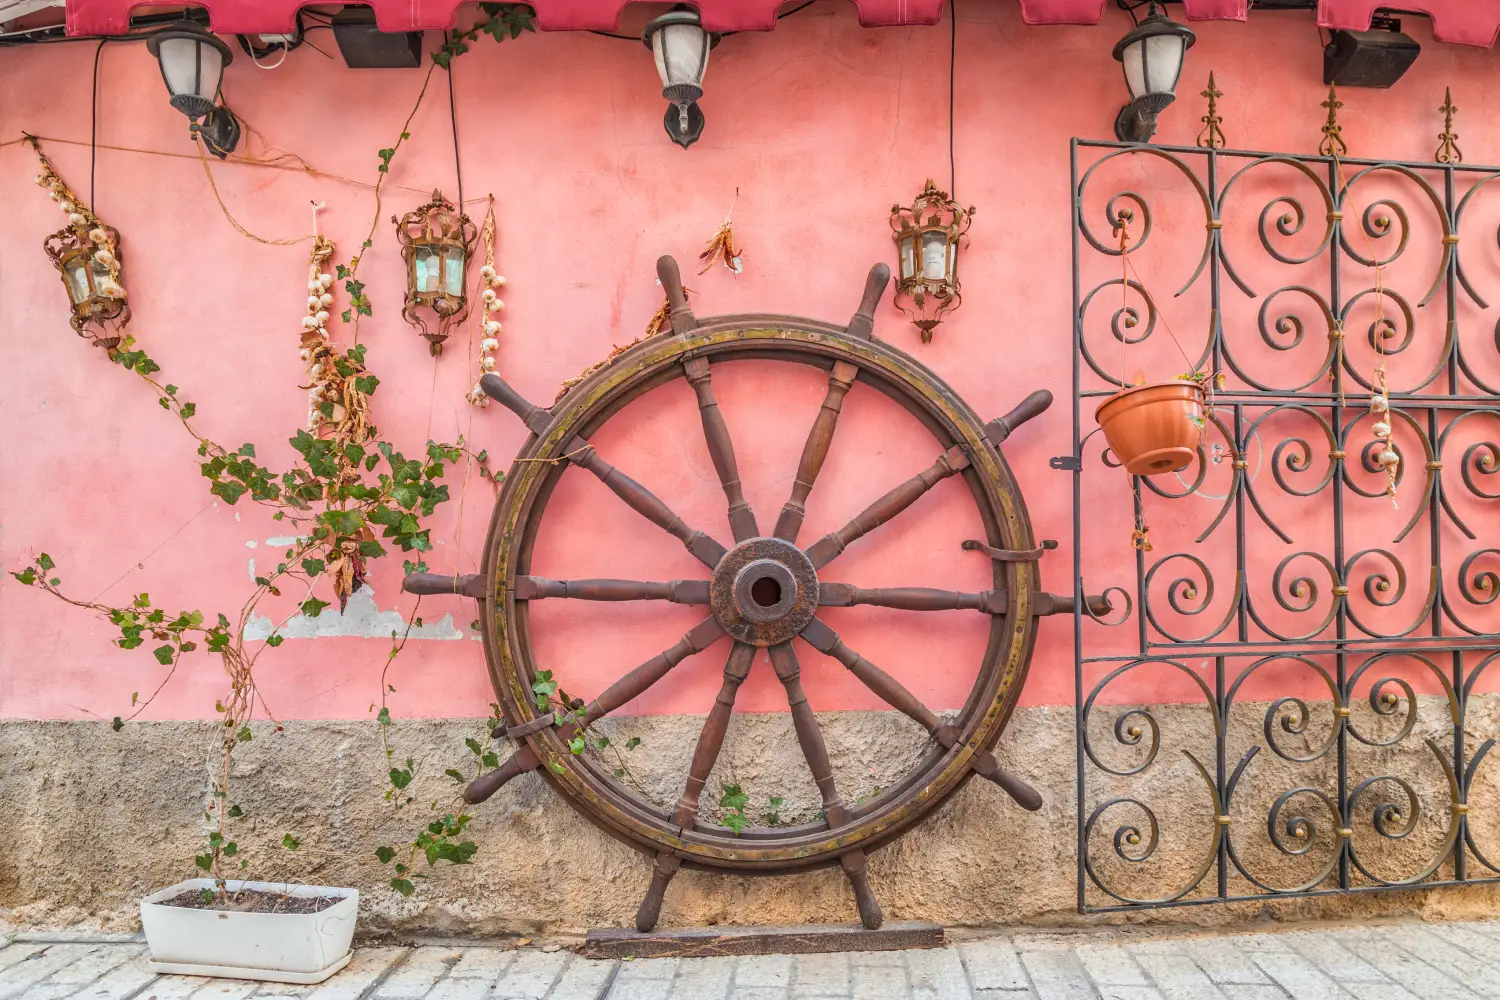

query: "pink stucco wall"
(2, 3), (1498, 724)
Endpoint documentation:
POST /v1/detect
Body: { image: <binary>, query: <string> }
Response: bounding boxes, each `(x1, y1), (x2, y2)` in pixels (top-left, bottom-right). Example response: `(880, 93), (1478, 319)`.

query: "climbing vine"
(9, 12), (539, 901)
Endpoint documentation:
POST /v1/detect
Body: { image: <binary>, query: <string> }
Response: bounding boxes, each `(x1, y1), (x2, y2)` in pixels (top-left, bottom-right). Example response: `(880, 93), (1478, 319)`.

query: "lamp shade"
(146, 23), (233, 120)
(643, 7), (712, 103)
(1112, 5), (1195, 107)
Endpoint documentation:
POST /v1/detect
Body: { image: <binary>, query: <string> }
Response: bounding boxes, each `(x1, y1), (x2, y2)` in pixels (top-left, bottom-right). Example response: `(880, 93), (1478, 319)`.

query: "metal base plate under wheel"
(403, 255), (1095, 931)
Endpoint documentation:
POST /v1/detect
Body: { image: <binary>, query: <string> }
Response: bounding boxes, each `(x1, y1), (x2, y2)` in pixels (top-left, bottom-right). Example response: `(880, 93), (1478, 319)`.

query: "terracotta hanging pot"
(1095, 379), (1206, 476)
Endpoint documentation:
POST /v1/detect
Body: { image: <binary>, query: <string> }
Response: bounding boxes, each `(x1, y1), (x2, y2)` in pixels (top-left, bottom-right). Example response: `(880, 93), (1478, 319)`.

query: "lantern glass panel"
(921, 230), (949, 281)
(898, 235), (916, 280)
(156, 35), (223, 102)
(442, 246), (465, 297)
(90, 259), (115, 294)
(653, 22), (709, 90)
(414, 245), (440, 294)
(62, 256), (91, 305)
(1122, 34), (1185, 100)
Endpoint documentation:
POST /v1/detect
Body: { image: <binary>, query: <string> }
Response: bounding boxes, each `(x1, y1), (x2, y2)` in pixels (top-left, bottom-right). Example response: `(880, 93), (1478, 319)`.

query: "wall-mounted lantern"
(146, 22), (241, 158)
(1111, 2), (1195, 144)
(394, 190), (477, 355)
(890, 179), (974, 343)
(44, 223), (128, 348)
(642, 5), (719, 149)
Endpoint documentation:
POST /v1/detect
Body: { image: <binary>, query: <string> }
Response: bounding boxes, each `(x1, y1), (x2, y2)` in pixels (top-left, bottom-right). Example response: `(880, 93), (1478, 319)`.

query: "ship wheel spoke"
(774, 361), (860, 543)
(515, 576), (709, 605)
(768, 641), (850, 827)
(818, 582), (1008, 614)
(797, 618), (958, 748)
(671, 642), (756, 829)
(684, 358), (759, 542)
(565, 439), (728, 570)
(474, 370), (727, 569)
(559, 618), (726, 738)
(803, 445), (971, 570)
(799, 617), (1042, 812)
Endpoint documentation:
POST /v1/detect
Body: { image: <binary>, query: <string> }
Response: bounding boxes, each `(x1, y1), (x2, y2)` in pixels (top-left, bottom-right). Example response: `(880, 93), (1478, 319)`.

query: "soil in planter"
(159, 888), (342, 914)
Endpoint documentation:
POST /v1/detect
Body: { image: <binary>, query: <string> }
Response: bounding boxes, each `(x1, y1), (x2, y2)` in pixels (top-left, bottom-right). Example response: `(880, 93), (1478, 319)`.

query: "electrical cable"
(90, 38), (106, 209)
(448, 37), (465, 212)
(949, 0), (956, 197)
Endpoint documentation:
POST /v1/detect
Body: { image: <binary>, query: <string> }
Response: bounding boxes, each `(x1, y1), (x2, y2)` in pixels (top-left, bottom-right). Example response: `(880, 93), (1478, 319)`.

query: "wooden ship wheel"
(405, 256), (1098, 932)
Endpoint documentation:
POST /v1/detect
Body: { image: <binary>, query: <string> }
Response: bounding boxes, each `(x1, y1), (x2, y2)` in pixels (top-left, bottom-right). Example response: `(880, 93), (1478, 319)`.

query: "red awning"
(62, 0), (1500, 46)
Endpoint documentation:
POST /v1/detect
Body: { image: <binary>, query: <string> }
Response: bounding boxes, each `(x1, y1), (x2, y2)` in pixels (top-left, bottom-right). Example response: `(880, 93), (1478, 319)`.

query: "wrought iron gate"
(1067, 137), (1500, 912)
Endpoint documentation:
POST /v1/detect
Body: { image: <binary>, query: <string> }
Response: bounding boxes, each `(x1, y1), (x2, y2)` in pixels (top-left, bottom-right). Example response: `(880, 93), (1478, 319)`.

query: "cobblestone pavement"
(7, 918), (1500, 999)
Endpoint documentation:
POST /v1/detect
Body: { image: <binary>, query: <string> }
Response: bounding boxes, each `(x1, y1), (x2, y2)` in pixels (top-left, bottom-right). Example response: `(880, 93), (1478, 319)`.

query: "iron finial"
(1196, 72), (1225, 149)
(1436, 86), (1462, 164)
(1319, 84), (1348, 158)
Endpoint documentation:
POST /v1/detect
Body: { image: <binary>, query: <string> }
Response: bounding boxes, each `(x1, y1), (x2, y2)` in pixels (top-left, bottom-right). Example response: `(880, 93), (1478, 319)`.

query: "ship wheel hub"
(710, 537), (818, 646)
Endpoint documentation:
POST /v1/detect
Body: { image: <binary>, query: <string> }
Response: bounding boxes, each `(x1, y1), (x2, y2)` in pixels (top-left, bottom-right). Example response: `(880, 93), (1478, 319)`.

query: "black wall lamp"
(145, 22), (241, 158)
(642, 5), (720, 149)
(1111, 2), (1196, 144)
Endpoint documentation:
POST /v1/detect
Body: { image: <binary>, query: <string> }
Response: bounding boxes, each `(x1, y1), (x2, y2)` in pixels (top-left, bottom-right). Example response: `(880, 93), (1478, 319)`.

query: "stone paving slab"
(11, 917), (1500, 999)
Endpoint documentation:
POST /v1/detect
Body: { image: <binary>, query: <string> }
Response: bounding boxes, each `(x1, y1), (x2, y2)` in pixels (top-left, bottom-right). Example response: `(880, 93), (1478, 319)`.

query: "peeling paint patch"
(242, 585), (463, 641)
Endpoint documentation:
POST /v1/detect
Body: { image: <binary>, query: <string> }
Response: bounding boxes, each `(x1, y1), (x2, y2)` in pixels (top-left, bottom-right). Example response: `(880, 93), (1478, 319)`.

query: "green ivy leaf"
(180, 402), (197, 419)
(445, 768), (465, 783)
(153, 644), (174, 665)
(266, 634), (284, 648)
(111, 716), (123, 732)
(625, 736), (642, 751)
(282, 833), (300, 850)
(391, 877), (415, 896)
(718, 783), (749, 813)
(389, 767), (413, 790)
(195, 853), (213, 871)
(301, 596), (331, 618)
(375, 845), (397, 864)
(227, 804), (244, 818)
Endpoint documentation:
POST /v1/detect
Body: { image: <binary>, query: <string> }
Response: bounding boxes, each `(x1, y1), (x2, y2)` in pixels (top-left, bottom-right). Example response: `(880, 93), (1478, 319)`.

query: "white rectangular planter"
(141, 878), (358, 984)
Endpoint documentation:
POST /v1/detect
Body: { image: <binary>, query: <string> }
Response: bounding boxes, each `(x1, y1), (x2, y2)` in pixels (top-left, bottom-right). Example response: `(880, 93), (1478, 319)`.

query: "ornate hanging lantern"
(394, 190), (477, 355)
(889, 179), (974, 343)
(45, 225), (128, 348)
(30, 138), (129, 349)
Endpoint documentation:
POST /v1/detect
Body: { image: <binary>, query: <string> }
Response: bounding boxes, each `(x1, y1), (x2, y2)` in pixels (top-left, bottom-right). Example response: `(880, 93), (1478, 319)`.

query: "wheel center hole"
(750, 576), (783, 608)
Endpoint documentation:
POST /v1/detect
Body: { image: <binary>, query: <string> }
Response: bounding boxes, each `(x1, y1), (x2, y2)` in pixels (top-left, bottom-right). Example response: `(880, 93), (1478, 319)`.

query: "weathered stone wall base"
(4, 696), (1499, 935)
